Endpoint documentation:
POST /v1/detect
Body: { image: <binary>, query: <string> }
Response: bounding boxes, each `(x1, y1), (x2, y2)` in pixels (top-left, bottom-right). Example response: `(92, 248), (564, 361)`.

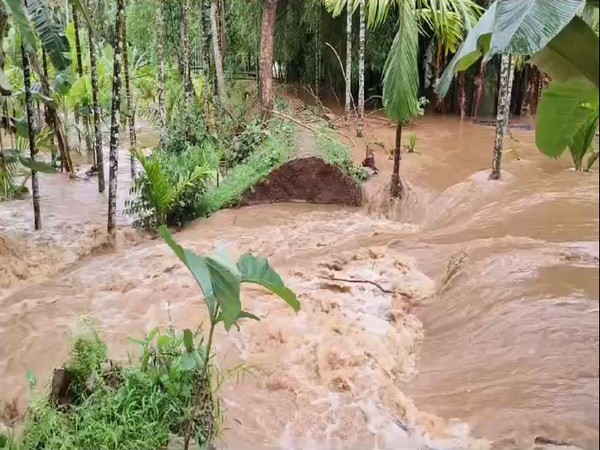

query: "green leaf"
(2, 0), (38, 51)
(569, 108), (599, 169)
(182, 329), (194, 353)
(205, 254), (241, 331)
(27, 0), (71, 71)
(19, 157), (57, 173)
(158, 225), (217, 315)
(237, 254), (300, 312)
(238, 310), (260, 321)
(52, 72), (73, 95)
(490, 0), (584, 56)
(0, 68), (12, 95)
(530, 16), (599, 89)
(382, 0), (420, 123)
(436, 3), (496, 96)
(178, 352), (197, 371)
(535, 80), (599, 157)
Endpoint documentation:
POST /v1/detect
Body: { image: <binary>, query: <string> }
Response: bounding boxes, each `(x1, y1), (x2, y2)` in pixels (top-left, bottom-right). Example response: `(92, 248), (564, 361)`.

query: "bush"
(201, 120), (297, 214)
(163, 104), (211, 155)
(316, 130), (369, 183)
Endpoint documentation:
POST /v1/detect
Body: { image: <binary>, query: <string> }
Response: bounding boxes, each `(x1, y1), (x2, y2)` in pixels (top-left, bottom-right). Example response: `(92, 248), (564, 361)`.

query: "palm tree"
(20, 33), (41, 230)
(88, 0), (104, 192)
(182, 0), (193, 106)
(259, 0), (278, 119)
(156, 0), (167, 147)
(344, 1), (352, 121)
(490, 53), (514, 179)
(356, 0), (365, 137)
(210, 0), (226, 106)
(72, 4), (92, 155)
(108, 0), (125, 238)
(121, 3), (137, 179)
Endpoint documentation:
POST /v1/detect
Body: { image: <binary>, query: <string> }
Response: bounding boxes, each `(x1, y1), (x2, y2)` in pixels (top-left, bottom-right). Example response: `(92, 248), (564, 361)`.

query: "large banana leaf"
(27, 0), (71, 71)
(535, 80), (599, 157)
(490, 0), (584, 55)
(382, 0), (420, 123)
(569, 108), (599, 169)
(530, 16), (599, 88)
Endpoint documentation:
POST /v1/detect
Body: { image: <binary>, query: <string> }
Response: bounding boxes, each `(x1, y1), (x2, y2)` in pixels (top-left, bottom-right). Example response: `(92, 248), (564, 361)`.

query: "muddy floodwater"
(1, 116), (598, 449)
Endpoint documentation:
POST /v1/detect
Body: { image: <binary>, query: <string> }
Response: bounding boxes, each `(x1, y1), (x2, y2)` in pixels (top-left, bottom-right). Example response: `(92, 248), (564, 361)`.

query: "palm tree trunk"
(490, 54), (514, 180)
(88, 18), (105, 193)
(259, 0), (278, 120)
(357, 0), (365, 137)
(344, 2), (352, 122)
(41, 49), (57, 164)
(458, 71), (466, 119)
(73, 5), (92, 157)
(210, 0), (226, 107)
(390, 122), (403, 199)
(315, 5), (321, 97)
(121, 5), (137, 179)
(156, 0), (167, 147)
(182, 0), (193, 106)
(473, 57), (486, 120)
(21, 43), (41, 230)
(108, 0), (125, 238)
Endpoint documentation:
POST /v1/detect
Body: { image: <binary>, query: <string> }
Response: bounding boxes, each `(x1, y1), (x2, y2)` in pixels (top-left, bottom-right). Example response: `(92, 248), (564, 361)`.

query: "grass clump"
(316, 130), (369, 183)
(201, 120), (297, 214)
(9, 325), (220, 450)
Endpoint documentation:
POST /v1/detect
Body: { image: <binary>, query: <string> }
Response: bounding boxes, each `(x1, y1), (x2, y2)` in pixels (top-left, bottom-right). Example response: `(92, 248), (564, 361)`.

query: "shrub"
(316, 130), (369, 183)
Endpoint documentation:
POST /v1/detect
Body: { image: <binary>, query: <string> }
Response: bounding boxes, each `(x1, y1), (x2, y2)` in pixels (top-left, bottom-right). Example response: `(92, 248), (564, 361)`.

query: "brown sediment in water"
(0, 115), (598, 449)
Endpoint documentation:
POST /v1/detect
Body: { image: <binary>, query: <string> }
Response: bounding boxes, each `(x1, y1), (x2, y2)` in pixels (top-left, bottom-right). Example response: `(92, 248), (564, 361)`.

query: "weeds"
(316, 130), (369, 183)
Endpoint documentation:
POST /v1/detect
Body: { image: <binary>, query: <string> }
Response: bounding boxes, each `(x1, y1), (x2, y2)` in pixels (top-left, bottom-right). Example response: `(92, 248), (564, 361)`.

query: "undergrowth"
(316, 130), (369, 183)
(200, 120), (297, 214)
(6, 323), (220, 450)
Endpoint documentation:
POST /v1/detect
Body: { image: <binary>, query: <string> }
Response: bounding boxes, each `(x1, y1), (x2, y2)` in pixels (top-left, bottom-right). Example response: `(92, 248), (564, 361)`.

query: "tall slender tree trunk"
(73, 5), (92, 157)
(473, 57), (486, 120)
(259, 0), (278, 120)
(88, 19), (105, 192)
(21, 43), (41, 230)
(210, 0), (226, 107)
(108, 0), (125, 238)
(41, 49), (57, 164)
(344, 2), (352, 122)
(490, 54), (514, 180)
(434, 45), (445, 113)
(121, 5), (137, 179)
(315, 5), (321, 97)
(357, 0), (365, 137)
(156, 0), (167, 147)
(219, 0), (226, 58)
(458, 71), (466, 119)
(390, 122), (403, 199)
(182, 0), (193, 106)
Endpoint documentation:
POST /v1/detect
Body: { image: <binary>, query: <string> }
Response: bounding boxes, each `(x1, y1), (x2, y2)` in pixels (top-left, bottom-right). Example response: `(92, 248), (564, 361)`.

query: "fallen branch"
(318, 275), (411, 297)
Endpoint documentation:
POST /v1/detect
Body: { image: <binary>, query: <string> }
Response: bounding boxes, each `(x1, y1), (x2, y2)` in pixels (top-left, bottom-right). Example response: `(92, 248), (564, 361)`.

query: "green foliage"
(316, 130), (369, 183)
(163, 104), (211, 155)
(408, 132), (417, 153)
(126, 146), (215, 230)
(11, 327), (219, 450)
(65, 322), (108, 385)
(201, 121), (297, 215)
(227, 119), (269, 168)
(569, 108), (599, 170)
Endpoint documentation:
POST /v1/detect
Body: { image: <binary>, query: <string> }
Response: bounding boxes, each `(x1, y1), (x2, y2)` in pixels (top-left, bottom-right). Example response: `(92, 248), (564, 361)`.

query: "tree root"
(318, 276), (411, 298)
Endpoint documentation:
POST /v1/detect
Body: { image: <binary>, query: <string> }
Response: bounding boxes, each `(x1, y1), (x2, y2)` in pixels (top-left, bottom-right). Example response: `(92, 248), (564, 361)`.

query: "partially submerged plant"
(407, 132), (417, 153)
(158, 225), (300, 449)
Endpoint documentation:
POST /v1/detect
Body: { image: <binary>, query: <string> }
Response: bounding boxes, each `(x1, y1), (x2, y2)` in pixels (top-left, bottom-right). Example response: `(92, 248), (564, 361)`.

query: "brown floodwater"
(0, 116), (598, 449)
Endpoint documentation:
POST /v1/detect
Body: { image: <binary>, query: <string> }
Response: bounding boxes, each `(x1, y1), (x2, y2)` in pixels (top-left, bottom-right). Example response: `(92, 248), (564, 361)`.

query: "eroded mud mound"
(241, 156), (362, 206)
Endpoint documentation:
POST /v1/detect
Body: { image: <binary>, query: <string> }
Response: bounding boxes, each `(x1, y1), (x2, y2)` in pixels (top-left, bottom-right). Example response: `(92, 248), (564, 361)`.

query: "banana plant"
(437, 0), (599, 166)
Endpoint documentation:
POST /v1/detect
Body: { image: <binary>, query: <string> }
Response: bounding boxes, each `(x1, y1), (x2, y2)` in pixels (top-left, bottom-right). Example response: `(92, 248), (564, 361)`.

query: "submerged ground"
(0, 115), (598, 449)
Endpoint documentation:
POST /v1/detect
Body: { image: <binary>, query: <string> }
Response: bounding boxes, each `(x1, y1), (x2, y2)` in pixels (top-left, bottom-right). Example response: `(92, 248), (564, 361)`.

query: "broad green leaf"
(436, 3), (496, 96)
(205, 254), (241, 331)
(2, 0), (37, 51)
(382, 0), (420, 123)
(0, 68), (12, 95)
(52, 72), (73, 95)
(182, 329), (194, 353)
(19, 157), (57, 173)
(177, 352), (197, 371)
(158, 225), (216, 314)
(27, 0), (71, 71)
(237, 254), (300, 312)
(530, 16), (599, 89)
(535, 80), (599, 157)
(569, 108), (599, 169)
(490, 0), (584, 56)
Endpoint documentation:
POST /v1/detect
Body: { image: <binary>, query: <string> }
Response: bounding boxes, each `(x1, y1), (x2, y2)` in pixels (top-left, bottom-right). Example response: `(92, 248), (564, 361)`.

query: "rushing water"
(0, 116), (598, 449)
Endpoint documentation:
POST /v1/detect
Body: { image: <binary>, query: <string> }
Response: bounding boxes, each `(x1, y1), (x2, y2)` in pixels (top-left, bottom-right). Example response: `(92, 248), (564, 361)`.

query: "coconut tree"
(121, 3), (137, 179)
(259, 0), (278, 119)
(88, 1), (104, 192)
(72, 4), (92, 155)
(356, 0), (365, 137)
(108, 0), (125, 238)
(490, 53), (514, 179)
(344, 1), (352, 121)
(210, 0), (226, 106)
(156, 0), (167, 147)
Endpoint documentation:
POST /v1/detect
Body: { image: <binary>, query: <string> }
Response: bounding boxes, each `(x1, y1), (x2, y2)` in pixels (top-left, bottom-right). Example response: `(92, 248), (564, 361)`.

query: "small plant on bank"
(407, 132), (417, 153)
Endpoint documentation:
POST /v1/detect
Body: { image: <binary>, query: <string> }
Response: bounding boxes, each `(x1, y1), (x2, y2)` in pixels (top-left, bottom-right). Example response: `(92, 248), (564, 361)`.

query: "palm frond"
(26, 0), (71, 71)
(383, 0), (420, 123)
(132, 148), (175, 223)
